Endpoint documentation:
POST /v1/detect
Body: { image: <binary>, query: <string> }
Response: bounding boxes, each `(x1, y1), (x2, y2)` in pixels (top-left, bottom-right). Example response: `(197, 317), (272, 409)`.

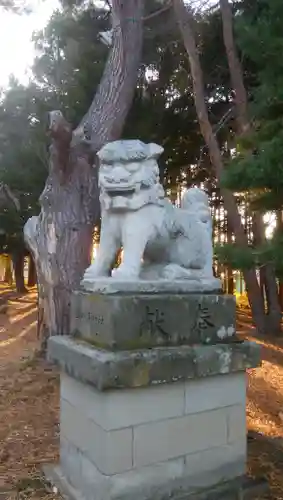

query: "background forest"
(0, 0), (283, 337)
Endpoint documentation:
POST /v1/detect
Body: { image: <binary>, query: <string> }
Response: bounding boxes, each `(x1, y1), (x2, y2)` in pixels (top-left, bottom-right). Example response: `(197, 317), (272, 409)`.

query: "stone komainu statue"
(84, 140), (215, 282)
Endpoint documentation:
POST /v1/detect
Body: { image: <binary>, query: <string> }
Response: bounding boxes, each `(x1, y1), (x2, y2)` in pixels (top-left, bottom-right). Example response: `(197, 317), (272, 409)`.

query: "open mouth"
(105, 186), (136, 197)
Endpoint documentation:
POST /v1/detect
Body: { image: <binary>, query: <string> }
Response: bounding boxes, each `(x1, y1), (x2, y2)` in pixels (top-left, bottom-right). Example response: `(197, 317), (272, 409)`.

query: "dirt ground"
(1, 285), (283, 499)
(0, 285), (60, 499)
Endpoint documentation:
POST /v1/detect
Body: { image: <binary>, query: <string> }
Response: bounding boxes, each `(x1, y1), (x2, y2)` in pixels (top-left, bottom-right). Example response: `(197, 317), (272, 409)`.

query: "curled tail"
(181, 187), (212, 229)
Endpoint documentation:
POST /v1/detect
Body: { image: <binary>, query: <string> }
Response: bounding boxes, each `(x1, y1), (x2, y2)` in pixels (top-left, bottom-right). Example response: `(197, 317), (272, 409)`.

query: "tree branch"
(0, 182), (20, 211)
(143, 2), (172, 22)
(1, 0), (31, 14)
(103, 0), (172, 20)
(73, 0), (144, 151)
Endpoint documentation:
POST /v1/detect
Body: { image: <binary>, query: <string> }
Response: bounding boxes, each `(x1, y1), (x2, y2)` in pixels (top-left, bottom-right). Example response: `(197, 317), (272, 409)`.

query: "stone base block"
(52, 371), (252, 499)
(48, 336), (261, 391)
(60, 372), (247, 474)
(45, 451), (244, 500)
(58, 436), (246, 498)
(44, 464), (268, 500)
(71, 289), (236, 349)
(80, 278), (222, 295)
(47, 333), (262, 500)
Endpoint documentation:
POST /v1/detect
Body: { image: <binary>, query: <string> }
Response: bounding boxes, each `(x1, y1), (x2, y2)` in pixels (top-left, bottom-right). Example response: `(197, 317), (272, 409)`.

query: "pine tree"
(221, 0), (283, 279)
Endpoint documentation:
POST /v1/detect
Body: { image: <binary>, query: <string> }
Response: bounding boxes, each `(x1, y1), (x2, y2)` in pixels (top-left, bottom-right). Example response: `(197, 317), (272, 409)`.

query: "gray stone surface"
(43, 463), (268, 500)
(82, 140), (218, 284)
(48, 336), (261, 391)
(81, 278), (222, 294)
(61, 372), (246, 431)
(60, 382), (245, 473)
(61, 399), (133, 475)
(71, 290), (236, 349)
(132, 407), (230, 468)
(59, 372), (246, 475)
(47, 431), (245, 499)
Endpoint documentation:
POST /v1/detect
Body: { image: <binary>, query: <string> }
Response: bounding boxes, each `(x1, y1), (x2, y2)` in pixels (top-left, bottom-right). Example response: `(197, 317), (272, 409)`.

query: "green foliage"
(219, 0), (283, 274)
(0, 3), (111, 255)
(216, 233), (283, 279)
(0, 82), (48, 254)
(0, 0), (258, 257)
(215, 242), (256, 270)
(32, 6), (110, 124)
(223, 0), (283, 199)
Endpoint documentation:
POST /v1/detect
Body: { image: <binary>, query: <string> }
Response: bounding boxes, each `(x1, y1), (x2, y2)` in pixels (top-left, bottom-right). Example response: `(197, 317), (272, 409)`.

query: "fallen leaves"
(0, 285), (60, 499)
(1, 285), (283, 499)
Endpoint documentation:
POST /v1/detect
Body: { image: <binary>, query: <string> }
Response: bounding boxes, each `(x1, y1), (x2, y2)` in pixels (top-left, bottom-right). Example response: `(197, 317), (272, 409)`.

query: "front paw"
(111, 265), (139, 280)
(83, 264), (108, 280)
(162, 264), (194, 280)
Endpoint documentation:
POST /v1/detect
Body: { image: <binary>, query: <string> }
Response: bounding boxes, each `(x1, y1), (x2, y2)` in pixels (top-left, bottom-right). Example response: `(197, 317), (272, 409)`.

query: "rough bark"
(252, 214), (265, 301)
(219, 0), (249, 134)
(220, 0), (281, 334)
(277, 210), (283, 310)
(173, 0), (267, 334)
(24, 0), (144, 348)
(3, 255), (13, 284)
(253, 213), (282, 333)
(264, 265), (282, 334)
(24, 217), (49, 350)
(227, 221), (234, 295)
(27, 253), (37, 287)
(73, 0), (145, 152)
(278, 283), (283, 310)
(12, 251), (27, 294)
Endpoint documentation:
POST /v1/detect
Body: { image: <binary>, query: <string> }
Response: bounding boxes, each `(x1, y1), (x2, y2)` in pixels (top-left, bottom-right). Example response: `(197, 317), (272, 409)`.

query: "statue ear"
(147, 143), (164, 159)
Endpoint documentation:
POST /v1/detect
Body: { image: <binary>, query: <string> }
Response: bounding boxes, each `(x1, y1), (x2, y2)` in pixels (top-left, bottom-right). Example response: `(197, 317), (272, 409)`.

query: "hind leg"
(162, 264), (198, 280)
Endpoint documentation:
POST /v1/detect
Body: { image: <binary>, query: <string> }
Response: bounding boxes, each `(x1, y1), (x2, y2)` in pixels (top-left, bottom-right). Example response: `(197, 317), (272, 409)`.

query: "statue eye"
(127, 162), (139, 172)
(101, 163), (111, 172)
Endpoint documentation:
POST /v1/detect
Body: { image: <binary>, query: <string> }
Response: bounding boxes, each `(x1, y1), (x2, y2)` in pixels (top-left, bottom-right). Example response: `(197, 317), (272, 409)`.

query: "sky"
(0, 0), (60, 87)
(0, 0), (209, 88)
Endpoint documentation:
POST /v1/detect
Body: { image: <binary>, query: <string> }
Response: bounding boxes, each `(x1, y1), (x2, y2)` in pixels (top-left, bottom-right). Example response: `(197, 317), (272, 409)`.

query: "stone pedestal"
(46, 282), (262, 500)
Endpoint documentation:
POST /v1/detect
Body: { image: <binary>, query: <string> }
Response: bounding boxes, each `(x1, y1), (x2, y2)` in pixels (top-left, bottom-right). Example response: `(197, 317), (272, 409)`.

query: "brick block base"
(56, 372), (247, 499)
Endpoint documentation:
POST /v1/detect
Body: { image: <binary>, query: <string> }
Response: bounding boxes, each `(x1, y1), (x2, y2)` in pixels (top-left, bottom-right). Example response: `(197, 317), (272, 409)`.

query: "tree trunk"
(219, 0), (281, 334)
(12, 252), (27, 294)
(4, 255), (13, 285)
(278, 283), (283, 310)
(277, 211), (283, 310)
(173, 0), (267, 334)
(253, 213), (282, 334)
(227, 220), (234, 294)
(219, 0), (250, 134)
(252, 214), (265, 301)
(24, 0), (144, 349)
(264, 265), (282, 334)
(27, 254), (37, 287)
